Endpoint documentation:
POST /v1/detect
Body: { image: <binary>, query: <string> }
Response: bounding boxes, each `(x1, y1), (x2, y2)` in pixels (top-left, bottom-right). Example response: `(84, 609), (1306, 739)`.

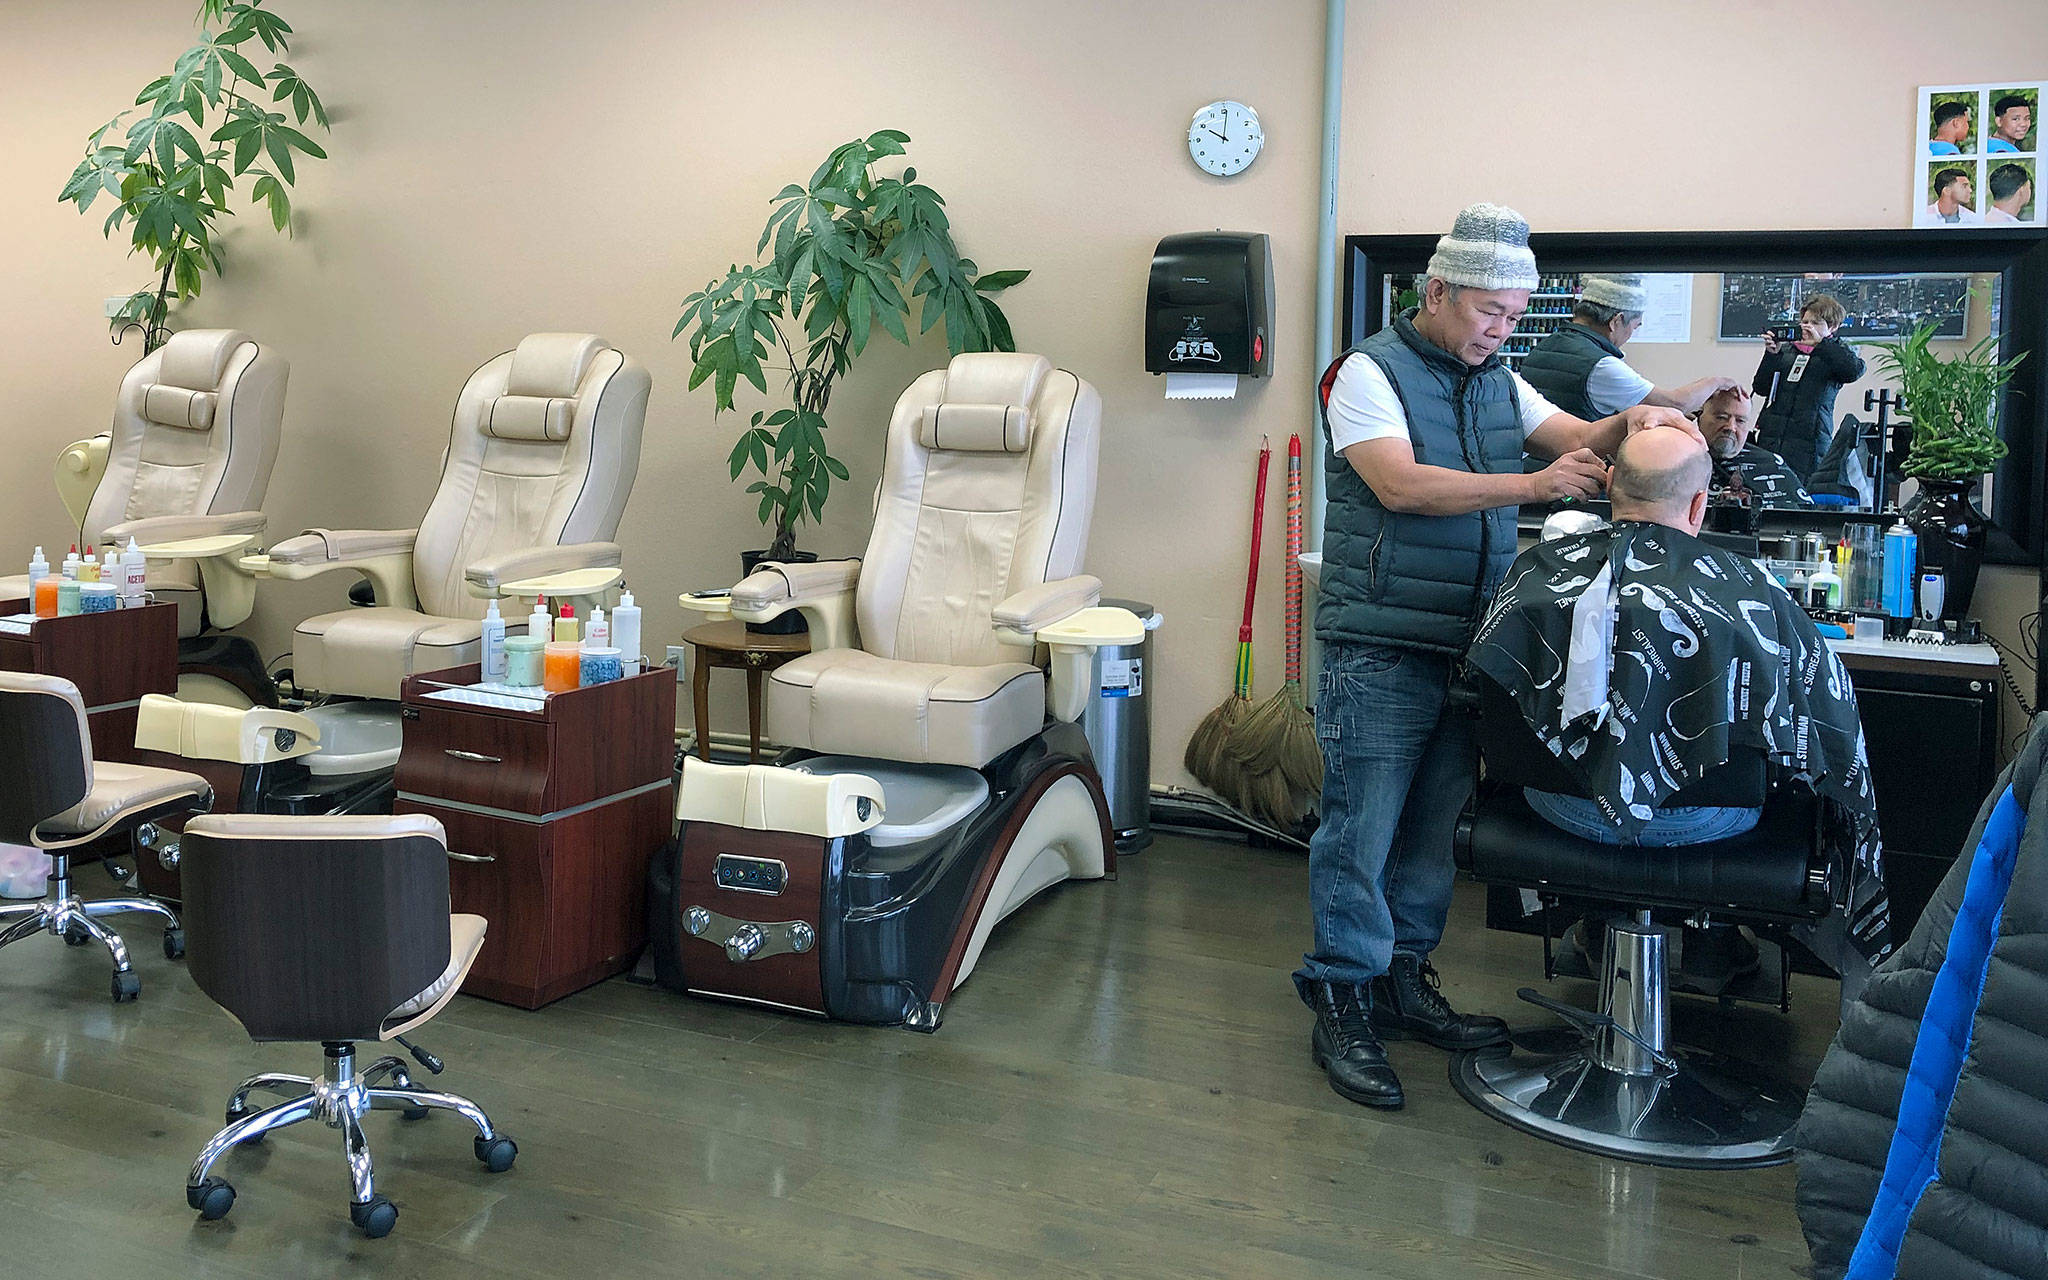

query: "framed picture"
(1718, 273), (1972, 341)
(1915, 81), (2045, 228)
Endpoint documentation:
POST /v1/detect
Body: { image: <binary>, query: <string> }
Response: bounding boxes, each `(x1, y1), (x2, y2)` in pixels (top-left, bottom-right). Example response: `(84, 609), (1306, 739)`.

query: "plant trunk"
(143, 239), (179, 354)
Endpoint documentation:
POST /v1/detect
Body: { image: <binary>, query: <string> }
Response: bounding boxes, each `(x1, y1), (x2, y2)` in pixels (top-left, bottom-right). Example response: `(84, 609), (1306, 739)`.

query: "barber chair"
(0, 329), (287, 704)
(1450, 673), (1835, 1168)
(649, 353), (1133, 1030)
(266, 332), (650, 700)
(176, 813), (515, 1238)
(0, 672), (212, 1001)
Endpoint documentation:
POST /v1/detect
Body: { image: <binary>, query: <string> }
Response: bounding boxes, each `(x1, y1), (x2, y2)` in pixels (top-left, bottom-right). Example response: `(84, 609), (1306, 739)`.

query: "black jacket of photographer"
(1751, 336), (1865, 481)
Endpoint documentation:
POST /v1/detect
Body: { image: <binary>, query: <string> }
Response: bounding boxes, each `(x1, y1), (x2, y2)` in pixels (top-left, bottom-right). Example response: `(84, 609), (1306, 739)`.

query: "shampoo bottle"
(585, 604), (609, 651)
(614, 589), (642, 676)
(61, 546), (79, 580)
(79, 550), (98, 584)
(481, 598), (507, 683)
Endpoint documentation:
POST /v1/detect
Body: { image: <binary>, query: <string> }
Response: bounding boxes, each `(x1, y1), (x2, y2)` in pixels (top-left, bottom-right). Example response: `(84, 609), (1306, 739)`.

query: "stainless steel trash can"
(1082, 598), (1160, 852)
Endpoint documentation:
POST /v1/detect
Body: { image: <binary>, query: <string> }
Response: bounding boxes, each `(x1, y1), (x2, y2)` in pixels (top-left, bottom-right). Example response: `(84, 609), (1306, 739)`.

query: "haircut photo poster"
(1914, 81), (2044, 228)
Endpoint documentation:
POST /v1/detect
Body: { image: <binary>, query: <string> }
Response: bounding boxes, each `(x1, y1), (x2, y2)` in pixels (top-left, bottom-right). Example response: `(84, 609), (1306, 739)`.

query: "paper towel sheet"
(1164, 373), (1238, 400)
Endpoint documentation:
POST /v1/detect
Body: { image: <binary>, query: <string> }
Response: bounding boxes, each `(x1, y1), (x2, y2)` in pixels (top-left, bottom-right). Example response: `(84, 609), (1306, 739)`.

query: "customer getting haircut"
(1608, 431), (1711, 510)
(1801, 294), (1846, 328)
(1990, 163), (2032, 202)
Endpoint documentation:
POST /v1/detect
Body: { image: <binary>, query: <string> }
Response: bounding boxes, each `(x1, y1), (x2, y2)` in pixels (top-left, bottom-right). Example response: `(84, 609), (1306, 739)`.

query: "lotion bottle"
(480, 598), (507, 683)
(26, 547), (47, 600)
(553, 602), (579, 644)
(526, 596), (550, 641)
(120, 538), (146, 607)
(79, 550), (99, 584)
(614, 588), (642, 675)
(61, 546), (79, 580)
(585, 604), (609, 651)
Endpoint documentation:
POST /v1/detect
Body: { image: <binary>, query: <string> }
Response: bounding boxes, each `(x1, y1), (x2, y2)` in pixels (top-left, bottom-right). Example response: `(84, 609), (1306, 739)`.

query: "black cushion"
(1456, 784), (1827, 919)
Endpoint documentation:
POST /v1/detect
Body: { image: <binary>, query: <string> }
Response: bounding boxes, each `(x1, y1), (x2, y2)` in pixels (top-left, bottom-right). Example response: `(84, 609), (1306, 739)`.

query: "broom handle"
(1285, 435), (1302, 685)
(1239, 439), (1272, 643)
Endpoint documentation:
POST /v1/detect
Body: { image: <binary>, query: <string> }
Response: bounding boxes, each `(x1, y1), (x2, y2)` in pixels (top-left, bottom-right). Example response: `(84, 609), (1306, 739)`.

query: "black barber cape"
(1468, 521), (1892, 971)
(1715, 443), (1813, 507)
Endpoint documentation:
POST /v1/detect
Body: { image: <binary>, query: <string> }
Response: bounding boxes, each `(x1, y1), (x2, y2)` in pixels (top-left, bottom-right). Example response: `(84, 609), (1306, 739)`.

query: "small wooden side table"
(682, 619), (809, 762)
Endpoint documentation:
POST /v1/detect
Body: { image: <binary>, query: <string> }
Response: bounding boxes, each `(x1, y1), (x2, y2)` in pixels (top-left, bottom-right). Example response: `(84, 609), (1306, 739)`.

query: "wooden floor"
(0, 834), (1836, 1279)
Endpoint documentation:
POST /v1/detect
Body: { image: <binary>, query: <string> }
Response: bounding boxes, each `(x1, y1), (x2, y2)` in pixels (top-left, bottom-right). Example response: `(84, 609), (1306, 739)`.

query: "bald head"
(1610, 427), (1713, 534)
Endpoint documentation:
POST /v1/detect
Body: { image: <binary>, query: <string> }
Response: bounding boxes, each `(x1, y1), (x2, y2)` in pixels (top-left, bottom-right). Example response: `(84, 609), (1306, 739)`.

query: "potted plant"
(674, 130), (1028, 629)
(1874, 316), (2026, 621)
(59, 0), (330, 353)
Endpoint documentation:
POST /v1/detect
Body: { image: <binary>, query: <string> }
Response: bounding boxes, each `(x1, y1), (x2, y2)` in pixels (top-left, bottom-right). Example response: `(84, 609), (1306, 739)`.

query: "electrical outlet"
(667, 645), (687, 673)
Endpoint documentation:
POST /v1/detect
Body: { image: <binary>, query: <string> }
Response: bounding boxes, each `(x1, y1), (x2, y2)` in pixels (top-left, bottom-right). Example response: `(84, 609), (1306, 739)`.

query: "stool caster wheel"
(103, 859), (133, 883)
(224, 1102), (264, 1143)
(188, 1177), (235, 1220)
(163, 928), (185, 960)
(402, 1105), (431, 1122)
(475, 1135), (518, 1173)
(64, 926), (91, 948)
(112, 971), (140, 1003)
(350, 1193), (397, 1238)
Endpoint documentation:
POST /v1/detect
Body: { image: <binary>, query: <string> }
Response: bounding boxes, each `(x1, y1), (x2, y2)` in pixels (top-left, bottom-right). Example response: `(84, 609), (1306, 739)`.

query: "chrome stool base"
(0, 853), (181, 1001)
(187, 1041), (517, 1238)
(1450, 914), (1802, 1169)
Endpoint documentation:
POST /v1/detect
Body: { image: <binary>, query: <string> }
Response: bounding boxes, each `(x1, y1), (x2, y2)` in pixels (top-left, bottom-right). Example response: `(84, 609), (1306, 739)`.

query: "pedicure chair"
(648, 353), (1140, 1030)
(2, 329), (288, 706)
(129, 334), (651, 878)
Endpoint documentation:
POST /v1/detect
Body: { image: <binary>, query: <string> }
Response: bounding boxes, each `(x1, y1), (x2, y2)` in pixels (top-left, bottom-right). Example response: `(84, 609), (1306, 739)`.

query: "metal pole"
(1305, 0), (1344, 689)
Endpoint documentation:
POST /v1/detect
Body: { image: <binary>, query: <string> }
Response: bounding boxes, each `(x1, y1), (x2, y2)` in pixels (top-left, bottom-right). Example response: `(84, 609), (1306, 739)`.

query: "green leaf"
(263, 128), (294, 183)
(823, 455), (850, 481)
(219, 46), (264, 86)
(275, 123), (325, 159)
(972, 268), (1029, 293)
(847, 276), (873, 355)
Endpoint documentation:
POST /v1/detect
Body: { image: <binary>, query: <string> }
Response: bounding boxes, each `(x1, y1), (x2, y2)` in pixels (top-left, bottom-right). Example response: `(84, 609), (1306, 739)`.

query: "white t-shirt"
(1986, 204), (2022, 224)
(1585, 356), (1654, 416)
(1325, 351), (1563, 453)
(1923, 201), (1985, 225)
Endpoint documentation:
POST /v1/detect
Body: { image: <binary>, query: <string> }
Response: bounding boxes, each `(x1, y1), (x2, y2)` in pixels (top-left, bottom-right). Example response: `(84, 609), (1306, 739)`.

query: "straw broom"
(1185, 438), (1272, 800)
(1229, 435), (1321, 826)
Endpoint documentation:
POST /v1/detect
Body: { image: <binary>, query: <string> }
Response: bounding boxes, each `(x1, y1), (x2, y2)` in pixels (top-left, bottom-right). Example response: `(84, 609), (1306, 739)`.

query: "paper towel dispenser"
(1146, 232), (1273, 378)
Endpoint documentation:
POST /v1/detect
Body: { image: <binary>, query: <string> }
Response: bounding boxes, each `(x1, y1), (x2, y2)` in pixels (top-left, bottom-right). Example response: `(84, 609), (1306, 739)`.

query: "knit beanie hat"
(1579, 272), (1648, 313)
(1424, 202), (1539, 292)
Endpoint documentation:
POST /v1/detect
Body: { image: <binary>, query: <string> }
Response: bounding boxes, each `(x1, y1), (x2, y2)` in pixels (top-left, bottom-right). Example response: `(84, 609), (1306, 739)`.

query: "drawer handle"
(444, 749), (503, 764)
(446, 851), (497, 864)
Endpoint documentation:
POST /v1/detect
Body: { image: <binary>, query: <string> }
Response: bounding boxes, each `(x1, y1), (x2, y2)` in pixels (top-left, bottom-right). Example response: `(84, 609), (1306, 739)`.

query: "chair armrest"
(465, 542), (622, 597)
(732, 559), (862, 651)
(135, 693), (321, 765)
(1041, 605), (1149, 723)
(103, 511), (267, 546)
(269, 528), (419, 566)
(261, 528), (419, 610)
(992, 575), (1103, 644)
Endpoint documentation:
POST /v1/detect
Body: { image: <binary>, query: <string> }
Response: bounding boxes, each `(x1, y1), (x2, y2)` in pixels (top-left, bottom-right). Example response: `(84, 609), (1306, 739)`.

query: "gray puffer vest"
(1519, 321), (1625, 421)
(1315, 313), (1525, 653)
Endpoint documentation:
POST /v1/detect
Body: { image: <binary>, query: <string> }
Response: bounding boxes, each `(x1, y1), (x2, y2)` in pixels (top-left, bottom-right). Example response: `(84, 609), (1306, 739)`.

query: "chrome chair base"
(187, 1041), (517, 1238)
(1449, 914), (1801, 1169)
(0, 854), (181, 1002)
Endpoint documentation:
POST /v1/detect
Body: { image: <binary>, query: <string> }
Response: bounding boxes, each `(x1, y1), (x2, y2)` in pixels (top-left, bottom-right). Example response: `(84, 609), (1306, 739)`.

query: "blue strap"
(1846, 785), (2027, 1279)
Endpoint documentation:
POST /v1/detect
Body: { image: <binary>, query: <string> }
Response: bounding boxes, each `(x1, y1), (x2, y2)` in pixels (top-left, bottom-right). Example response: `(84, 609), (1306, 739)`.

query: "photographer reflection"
(1521, 273), (1740, 418)
(1701, 386), (1811, 506)
(1751, 293), (1865, 481)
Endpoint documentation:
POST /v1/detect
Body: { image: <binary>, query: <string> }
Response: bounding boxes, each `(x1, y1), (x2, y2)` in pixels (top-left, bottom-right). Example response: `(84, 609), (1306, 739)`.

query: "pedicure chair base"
(648, 723), (1114, 1030)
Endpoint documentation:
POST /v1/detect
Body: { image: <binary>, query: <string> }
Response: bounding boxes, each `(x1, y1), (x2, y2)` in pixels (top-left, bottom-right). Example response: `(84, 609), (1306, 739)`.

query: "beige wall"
(3, 1), (2045, 781)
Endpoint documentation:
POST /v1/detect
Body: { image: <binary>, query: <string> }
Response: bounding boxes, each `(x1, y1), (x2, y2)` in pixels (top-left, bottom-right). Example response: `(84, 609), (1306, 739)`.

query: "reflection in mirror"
(1383, 269), (2007, 516)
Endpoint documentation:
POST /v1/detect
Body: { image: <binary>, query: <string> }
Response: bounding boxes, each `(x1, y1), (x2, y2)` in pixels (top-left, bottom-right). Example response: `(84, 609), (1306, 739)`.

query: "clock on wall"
(1188, 100), (1264, 177)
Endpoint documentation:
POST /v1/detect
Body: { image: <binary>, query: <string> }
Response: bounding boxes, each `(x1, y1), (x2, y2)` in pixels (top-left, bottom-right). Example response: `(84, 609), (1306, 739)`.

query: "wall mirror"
(1342, 229), (2048, 564)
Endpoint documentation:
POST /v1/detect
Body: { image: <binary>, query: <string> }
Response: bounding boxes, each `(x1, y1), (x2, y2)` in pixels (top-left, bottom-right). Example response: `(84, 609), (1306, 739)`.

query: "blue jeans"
(1294, 642), (1472, 998)
(1524, 790), (1761, 847)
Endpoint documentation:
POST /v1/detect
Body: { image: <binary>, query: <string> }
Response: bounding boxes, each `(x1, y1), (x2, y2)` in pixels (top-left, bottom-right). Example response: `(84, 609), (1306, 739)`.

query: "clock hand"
(1207, 126), (1227, 142)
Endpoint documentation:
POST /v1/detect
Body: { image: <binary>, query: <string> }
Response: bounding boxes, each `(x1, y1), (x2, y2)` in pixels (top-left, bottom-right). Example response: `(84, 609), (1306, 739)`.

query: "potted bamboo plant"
(674, 131), (1029, 630)
(1874, 317), (2026, 621)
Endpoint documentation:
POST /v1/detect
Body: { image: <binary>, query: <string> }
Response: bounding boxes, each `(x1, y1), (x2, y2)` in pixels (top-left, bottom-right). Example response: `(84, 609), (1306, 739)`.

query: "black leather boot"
(1308, 982), (1404, 1109)
(1369, 953), (1509, 1050)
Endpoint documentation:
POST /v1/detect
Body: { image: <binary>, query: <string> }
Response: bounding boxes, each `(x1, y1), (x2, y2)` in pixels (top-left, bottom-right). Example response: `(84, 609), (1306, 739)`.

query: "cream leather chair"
(1, 329), (285, 636)
(0, 672), (212, 1002)
(265, 334), (650, 699)
(177, 813), (514, 1238)
(733, 352), (1107, 764)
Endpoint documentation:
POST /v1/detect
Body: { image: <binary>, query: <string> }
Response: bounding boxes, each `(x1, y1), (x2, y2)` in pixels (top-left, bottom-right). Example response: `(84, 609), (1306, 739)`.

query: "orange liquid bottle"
(543, 642), (581, 693)
(32, 577), (59, 619)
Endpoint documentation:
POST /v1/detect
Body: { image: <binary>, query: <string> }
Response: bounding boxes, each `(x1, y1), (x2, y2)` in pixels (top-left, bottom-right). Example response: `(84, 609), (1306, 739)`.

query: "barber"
(1521, 273), (1740, 419)
(1299, 203), (1697, 1110)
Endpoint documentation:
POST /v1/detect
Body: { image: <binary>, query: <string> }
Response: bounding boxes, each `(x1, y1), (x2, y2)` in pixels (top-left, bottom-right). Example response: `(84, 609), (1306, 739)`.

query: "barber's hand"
(1620, 404), (1704, 443)
(1531, 448), (1609, 503)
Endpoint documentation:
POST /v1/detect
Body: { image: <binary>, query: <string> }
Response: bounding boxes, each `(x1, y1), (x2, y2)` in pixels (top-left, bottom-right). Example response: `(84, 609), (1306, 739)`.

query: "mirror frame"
(1342, 228), (2048, 565)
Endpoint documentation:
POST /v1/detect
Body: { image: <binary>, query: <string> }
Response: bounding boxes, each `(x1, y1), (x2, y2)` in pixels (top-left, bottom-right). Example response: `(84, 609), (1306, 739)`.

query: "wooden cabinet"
(395, 664), (675, 1009)
(0, 601), (178, 764)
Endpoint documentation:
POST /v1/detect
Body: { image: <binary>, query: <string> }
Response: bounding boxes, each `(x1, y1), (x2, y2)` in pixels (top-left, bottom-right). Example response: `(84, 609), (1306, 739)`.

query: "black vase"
(1901, 477), (1988, 623)
(739, 549), (816, 635)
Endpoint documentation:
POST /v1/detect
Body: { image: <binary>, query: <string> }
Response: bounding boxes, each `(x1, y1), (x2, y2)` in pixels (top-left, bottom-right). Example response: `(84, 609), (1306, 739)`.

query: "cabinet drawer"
(397, 703), (553, 813)
(398, 799), (550, 1006)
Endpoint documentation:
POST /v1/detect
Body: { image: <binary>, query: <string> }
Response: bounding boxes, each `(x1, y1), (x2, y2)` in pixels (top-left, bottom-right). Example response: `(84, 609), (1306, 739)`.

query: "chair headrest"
(506, 333), (608, 399)
(917, 353), (1054, 453)
(483, 394), (573, 442)
(140, 385), (216, 430)
(156, 329), (253, 391)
